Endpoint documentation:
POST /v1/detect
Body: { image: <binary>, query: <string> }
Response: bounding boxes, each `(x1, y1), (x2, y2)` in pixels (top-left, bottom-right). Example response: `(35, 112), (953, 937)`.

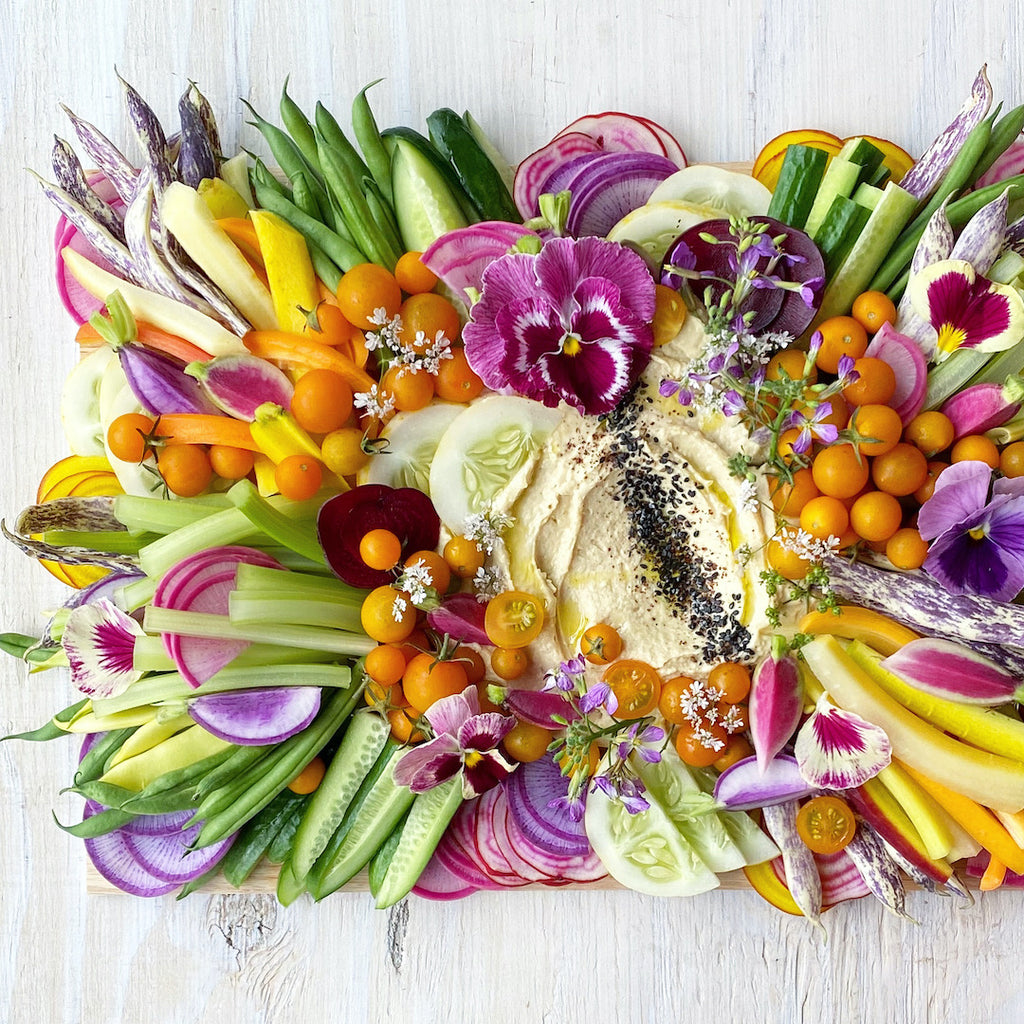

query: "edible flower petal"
(394, 686), (517, 798)
(463, 236), (655, 416)
(794, 694), (891, 790)
(909, 258), (1024, 361)
(881, 637), (1022, 705)
(61, 597), (144, 698)
(918, 459), (1024, 600)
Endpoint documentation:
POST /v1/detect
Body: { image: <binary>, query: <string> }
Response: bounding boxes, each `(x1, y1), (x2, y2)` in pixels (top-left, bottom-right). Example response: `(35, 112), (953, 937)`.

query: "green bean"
(294, 168), (357, 259)
(220, 789), (295, 887)
(193, 743), (273, 802)
(136, 745), (236, 797)
(251, 178), (368, 271)
(249, 156), (290, 199)
(191, 685), (361, 850)
(0, 632), (41, 660)
(74, 728), (137, 786)
(314, 101), (370, 184)
(362, 178), (404, 262)
(4, 696), (89, 743)
(120, 780), (204, 815)
(317, 132), (391, 268)
(72, 779), (139, 807)
(54, 805), (135, 838)
(308, 243), (343, 293)
(351, 79), (393, 206)
(175, 862), (223, 900)
(970, 103), (1024, 186)
(279, 78), (323, 176)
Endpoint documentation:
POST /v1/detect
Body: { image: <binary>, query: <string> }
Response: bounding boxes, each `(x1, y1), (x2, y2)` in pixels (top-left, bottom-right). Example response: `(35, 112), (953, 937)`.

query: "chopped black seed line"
(605, 388), (754, 663)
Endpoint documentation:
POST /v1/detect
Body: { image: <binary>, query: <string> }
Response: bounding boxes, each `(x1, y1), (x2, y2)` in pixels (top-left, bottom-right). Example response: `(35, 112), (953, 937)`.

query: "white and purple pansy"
(461, 235), (655, 416)
(794, 694), (891, 790)
(917, 459), (1024, 601)
(61, 597), (145, 698)
(909, 258), (1024, 361)
(393, 686), (518, 799)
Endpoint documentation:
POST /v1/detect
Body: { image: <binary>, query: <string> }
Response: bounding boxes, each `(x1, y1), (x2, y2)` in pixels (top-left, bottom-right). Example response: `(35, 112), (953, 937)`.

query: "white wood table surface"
(3, 2), (1024, 1022)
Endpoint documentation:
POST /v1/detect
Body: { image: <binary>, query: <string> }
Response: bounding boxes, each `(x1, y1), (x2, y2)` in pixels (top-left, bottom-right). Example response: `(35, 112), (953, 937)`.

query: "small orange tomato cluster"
(766, 290), (1009, 580)
(658, 662), (753, 770)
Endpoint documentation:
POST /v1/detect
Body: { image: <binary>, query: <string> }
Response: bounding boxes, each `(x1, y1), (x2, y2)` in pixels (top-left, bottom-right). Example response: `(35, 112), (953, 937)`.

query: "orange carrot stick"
(901, 762), (1024, 876)
(243, 329), (375, 392)
(980, 854), (1008, 891)
(155, 414), (260, 452)
(76, 320), (213, 364)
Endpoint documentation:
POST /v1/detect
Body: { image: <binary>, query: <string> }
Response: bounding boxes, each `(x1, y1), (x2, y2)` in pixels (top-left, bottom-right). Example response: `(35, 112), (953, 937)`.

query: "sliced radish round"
(120, 808), (195, 837)
(124, 822), (235, 884)
(412, 851), (480, 900)
(513, 131), (602, 219)
(82, 802), (179, 897)
(554, 112), (668, 157)
(471, 787), (530, 886)
(504, 756), (591, 858)
(187, 686), (322, 745)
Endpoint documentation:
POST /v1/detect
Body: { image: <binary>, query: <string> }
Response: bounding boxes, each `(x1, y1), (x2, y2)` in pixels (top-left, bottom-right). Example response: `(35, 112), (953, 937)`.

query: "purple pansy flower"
(62, 597), (145, 698)
(917, 459), (1024, 600)
(393, 686), (518, 798)
(462, 236), (655, 416)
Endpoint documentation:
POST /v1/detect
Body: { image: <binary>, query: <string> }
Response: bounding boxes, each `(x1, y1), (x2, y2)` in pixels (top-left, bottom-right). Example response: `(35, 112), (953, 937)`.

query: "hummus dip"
(491, 317), (775, 682)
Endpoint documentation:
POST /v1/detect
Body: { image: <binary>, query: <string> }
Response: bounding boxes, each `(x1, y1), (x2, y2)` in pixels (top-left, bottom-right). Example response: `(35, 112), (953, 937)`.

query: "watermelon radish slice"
(554, 111), (668, 158)
(123, 820), (235, 884)
(81, 801), (179, 897)
(412, 851), (480, 900)
(866, 322), (928, 425)
(187, 686), (322, 745)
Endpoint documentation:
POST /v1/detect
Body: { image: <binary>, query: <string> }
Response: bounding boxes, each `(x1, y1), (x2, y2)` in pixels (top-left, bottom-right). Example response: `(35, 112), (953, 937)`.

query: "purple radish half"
(426, 593), (490, 645)
(500, 687), (580, 729)
(713, 754), (814, 811)
(187, 686), (322, 745)
(124, 821), (235, 884)
(940, 381), (1021, 440)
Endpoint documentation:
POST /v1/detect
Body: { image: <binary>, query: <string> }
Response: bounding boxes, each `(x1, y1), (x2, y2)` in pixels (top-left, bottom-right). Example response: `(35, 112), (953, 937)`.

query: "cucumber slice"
(427, 395), (564, 532)
(313, 745), (416, 898)
(804, 157), (861, 238)
(357, 401), (464, 492)
(606, 199), (722, 273)
(62, 346), (116, 456)
(374, 776), (463, 908)
(646, 165), (771, 219)
(388, 134), (471, 251)
(766, 144), (829, 229)
(290, 709), (391, 881)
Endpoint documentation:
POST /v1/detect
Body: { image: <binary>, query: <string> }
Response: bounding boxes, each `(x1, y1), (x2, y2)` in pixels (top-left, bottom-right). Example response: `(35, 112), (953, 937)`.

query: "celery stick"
(227, 480), (326, 565)
(142, 606), (375, 657)
(114, 493), (233, 534)
(228, 593), (362, 631)
(132, 635), (177, 672)
(924, 348), (991, 410)
(132, 636), (340, 675)
(93, 663), (353, 716)
(235, 562), (362, 600)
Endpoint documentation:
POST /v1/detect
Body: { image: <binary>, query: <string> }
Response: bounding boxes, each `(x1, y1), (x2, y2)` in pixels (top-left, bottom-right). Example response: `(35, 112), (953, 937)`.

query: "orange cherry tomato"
(359, 528), (403, 571)
(871, 442), (928, 497)
(849, 489), (903, 543)
(484, 591), (545, 648)
(290, 368), (354, 434)
(903, 410), (955, 457)
(490, 646), (529, 681)
(287, 756), (326, 794)
(274, 453), (323, 500)
(320, 426), (371, 477)
(707, 662), (752, 704)
(951, 434), (1000, 469)
(107, 413), (156, 463)
(336, 263), (402, 330)
(455, 646), (486, 685)
(799, 495), (850, 541)
(360, 585), (416, 643)
(443, 535), (485, 579)
(303, 301), (358, 348)
(394, 251), (439, 295)
(811, 443), (870, 499)
(387, 707), (425, 744)
(796, 795), (857, 854)
(851, 291), (897, 335)
(502, 721), (553, 763)
(209, 444), (255, 480)
(842, 357), (896, 407)
(767, 347), (816, 384)
(435, 346), (485, 403)
(674, 720), (728, 767)
(766, 538), (811, 581)
(652, 284), (687, 346)
(402, 652), (469, 713)
(396, 292), (462, 351)
(602, 659), (662, 719)
(886, 527), (929, 570)
(814, 316), (868, 374)
(849, 403), (902, 456)
(658, 675), (697, 726)
(913, 461), (948, 505)
(581, 623), (624, 665)
(1001, 441), (1024, 478)
(713, 735), (755, 772)
(157, 444), (213, 497)
(404, 549), (452, 595)
(382, 364), (435, 413)
(365, 644), (408, 687)
(770, 468), (819, 517)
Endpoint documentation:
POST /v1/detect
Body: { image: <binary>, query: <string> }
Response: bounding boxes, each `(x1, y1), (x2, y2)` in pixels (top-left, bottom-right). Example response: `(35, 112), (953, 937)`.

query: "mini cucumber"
(852, 182), (883, 211)
(374, 776), (464, 908)
(805, 157), (860, 238)
(266, 791), (310, 864)
(367, 809), (409, 899)
(813, 195), (872, 278)
(312, 744), (416, 898)
(220, 788), (295, 888)
(765, 144), (828, 229)
(426, 107), (518, 221)
(357, 402), (463, 492)
(837, 137), (886, 184)
(276, 855), (307, 906)
(462, 110), (515, 194)
(289, 709), (391, 881)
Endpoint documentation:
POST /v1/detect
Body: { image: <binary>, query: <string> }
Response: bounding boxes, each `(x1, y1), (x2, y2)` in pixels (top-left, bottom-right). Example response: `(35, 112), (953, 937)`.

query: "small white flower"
(464, 507), (515, 555)
(353, 383), (396, 420)
(391, 593), (409, 622)
(472, 564), (506, 602)
(777, 526), (840, 563)
(739, 476), (759, 514)
(397, 561), (434, 605)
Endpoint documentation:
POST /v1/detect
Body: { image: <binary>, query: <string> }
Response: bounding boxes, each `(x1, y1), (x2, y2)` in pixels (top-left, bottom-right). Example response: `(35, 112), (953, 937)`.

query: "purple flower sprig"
(542, 655), (668, 818)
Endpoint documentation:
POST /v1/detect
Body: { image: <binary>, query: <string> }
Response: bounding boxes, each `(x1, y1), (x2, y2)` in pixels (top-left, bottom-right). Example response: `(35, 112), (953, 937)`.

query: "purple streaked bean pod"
(843, 819), (912, 919)
(118, 73), (173, 196)
(761, 800), (824, 933)
(51, 136), (125, 242)
(1004, 213), (1024, 253)
(950, 187), (1010, 274)
(895, 200), (955, 351)
(882, 841), (974, 903)
(31, 171), (134, 279)
(123, 174), (197, 303)
(900, 66), (993, 201)
(189, 83), (222, 166)
(61, 104), (138, 204)
(177, 84), (217, 186)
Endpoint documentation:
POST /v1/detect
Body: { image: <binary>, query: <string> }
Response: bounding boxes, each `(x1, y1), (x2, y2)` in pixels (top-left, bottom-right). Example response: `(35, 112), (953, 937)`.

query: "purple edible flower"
(784, 401), (838, 454)
(393, 686), (517, 798)
(616, 720), (665, 764)
(917, 459), (1024, 600)
(462, 236), (655, 416)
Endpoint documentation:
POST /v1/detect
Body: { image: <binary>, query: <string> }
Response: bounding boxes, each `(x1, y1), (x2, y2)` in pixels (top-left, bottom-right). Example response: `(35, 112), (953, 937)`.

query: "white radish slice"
(61, 345), (116, 455)
(358, 401), (464, 492)
(606, 199), (723, 273)
(647, 165), (772, 218)
(428, 395), (563, 532)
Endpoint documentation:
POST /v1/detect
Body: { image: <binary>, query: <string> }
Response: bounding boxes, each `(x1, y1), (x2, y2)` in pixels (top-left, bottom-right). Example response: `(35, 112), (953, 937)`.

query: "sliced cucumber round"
(428, 395), (563, 532)
(357, 401), (464, 492)
(606, 199), (722, 272)
(647, 164), (772, 218)
(61, 346), (115, 456)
